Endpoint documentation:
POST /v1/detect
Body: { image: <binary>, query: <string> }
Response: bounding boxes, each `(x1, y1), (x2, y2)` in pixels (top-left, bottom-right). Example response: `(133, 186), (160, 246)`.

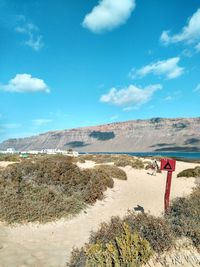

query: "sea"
(84, 152), (200, 160)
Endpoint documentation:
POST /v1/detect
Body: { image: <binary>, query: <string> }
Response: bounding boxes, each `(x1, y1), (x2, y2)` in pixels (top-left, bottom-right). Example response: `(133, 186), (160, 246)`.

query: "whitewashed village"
(0, 147), (79, 157)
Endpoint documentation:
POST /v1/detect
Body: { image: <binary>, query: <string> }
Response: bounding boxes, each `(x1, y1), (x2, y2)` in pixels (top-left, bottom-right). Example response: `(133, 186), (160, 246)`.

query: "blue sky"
(0, 0), (200, 142)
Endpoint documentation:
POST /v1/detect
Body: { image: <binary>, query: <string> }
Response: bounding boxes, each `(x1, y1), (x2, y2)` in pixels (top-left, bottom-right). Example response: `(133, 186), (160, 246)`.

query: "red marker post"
(160, 159), (176, 214)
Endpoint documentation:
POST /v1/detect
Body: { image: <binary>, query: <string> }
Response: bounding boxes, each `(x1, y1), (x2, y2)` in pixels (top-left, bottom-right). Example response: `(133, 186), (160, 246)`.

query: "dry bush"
(115, 158), (144, 169)
(85, 224), (152, 267)
(67, 185), (200, 266)
(177, 166), (200, 178)
(0, 154), (20, 162)
(77, 158), (86, 163)
(95, 165), (127, 180)
(68, 221), (152, 267)
(167, 186), (200, 249)
(90, 216), (124, 245)
(124, 213), (174, 253)
(80, 154), (144, 169)
(80, 154), (117, 164)
(0, 181), (84, 223)
(67, 213), (173, 267)
(0, 155), (114, 223)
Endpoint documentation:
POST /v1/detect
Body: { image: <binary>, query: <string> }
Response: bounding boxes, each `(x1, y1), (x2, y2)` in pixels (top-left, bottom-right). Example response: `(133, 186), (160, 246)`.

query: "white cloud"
(32, 119), (52, 126)
(0, 74), (50, 93)
(82, 0), (136, 33)
(100, 84), (162, 109)
(110, 115), (119, 121)
(15, 17), (44, 51)
(160, 9), (200, 45)
(194, 84), (200, 92)
(163, 96), (173, 101)
(1, 123), (22, 129)
(129, 57), (184, 80)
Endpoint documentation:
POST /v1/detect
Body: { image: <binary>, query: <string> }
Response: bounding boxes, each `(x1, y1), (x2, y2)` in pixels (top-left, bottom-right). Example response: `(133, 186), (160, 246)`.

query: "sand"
(0, 161), (17, 168)
(0, 159), (199, 267)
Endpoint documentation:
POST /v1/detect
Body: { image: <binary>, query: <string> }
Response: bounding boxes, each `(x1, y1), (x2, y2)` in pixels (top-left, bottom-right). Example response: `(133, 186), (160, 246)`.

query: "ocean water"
(126, 152), (200, 160)
(85, 152), (200, 160)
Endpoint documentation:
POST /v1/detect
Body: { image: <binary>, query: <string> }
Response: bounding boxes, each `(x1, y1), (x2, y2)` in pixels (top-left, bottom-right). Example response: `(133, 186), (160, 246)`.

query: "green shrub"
(177, 166), (200, 178)
(166, 186), (200, 249)
(95, 165), (127, 180)
(68, 223), (152, 267)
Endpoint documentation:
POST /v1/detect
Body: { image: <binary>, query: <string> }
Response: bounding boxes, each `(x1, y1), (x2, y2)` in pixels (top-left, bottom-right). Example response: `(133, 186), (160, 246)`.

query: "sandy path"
(0, 160), (199, 267)
(0, 161), (17, 168)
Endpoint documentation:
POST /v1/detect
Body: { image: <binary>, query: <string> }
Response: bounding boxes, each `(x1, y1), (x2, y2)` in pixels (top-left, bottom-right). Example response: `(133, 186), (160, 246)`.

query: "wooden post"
(160, 159), (176, 214)
(164, 171), (172, 213)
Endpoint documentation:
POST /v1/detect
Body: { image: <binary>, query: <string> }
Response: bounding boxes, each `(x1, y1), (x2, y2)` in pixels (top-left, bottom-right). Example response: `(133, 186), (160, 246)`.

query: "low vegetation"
(115, 158), (144, 169)
(67, 186), (200, 266)
(0, 155), (114, 223)
(95, 165), (127, 180)
(0, 153), (20, 162)
(177, 166), (200, 178)
(166, 185), (200, 249)
(80, 154), (145, 169)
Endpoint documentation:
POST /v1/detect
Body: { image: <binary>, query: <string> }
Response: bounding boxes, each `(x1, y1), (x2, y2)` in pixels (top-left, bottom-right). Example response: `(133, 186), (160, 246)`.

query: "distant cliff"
(0, 117), (200, 152)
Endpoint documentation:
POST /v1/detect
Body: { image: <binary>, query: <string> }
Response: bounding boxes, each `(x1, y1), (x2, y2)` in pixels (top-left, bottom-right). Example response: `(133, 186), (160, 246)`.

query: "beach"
(0, 159), (199, 267)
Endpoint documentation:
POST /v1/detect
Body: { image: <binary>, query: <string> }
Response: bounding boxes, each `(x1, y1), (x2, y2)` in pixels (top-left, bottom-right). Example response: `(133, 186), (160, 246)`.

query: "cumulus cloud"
(0, 74), (50, 93)
(15, 16), (44, 51)
(160, 9), (200, 46)
(129, 57), (184, 80)
(82, 0), (136, 33)
(32, 119), (52, 126)
(100, 84), (162, 110)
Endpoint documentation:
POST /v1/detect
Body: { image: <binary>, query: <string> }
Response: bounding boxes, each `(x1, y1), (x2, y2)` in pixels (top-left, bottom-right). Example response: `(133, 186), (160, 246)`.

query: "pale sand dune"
(0, 160), (199, 267)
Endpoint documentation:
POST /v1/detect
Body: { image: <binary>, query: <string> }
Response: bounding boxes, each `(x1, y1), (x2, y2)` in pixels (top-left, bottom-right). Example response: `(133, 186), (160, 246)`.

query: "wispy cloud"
(162, 90), (182, 102)
(1, 123), (22, 129)
(32, 119), (52, 126)
(160, 9), (200, 49)
(0, 74), (50, 93)
(15, 15), (44, 51)
(129, 57), (184, 80)
(194, 84), (200, 92)
(110, 115), (119, 121)
(195, 42), (200, 53)
(100, 84), (162, 110)
(82, 0), (136, 33)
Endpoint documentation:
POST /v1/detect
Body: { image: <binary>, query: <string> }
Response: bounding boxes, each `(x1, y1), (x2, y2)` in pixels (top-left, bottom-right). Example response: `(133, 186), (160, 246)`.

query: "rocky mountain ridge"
(0, 117), (200, 152)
